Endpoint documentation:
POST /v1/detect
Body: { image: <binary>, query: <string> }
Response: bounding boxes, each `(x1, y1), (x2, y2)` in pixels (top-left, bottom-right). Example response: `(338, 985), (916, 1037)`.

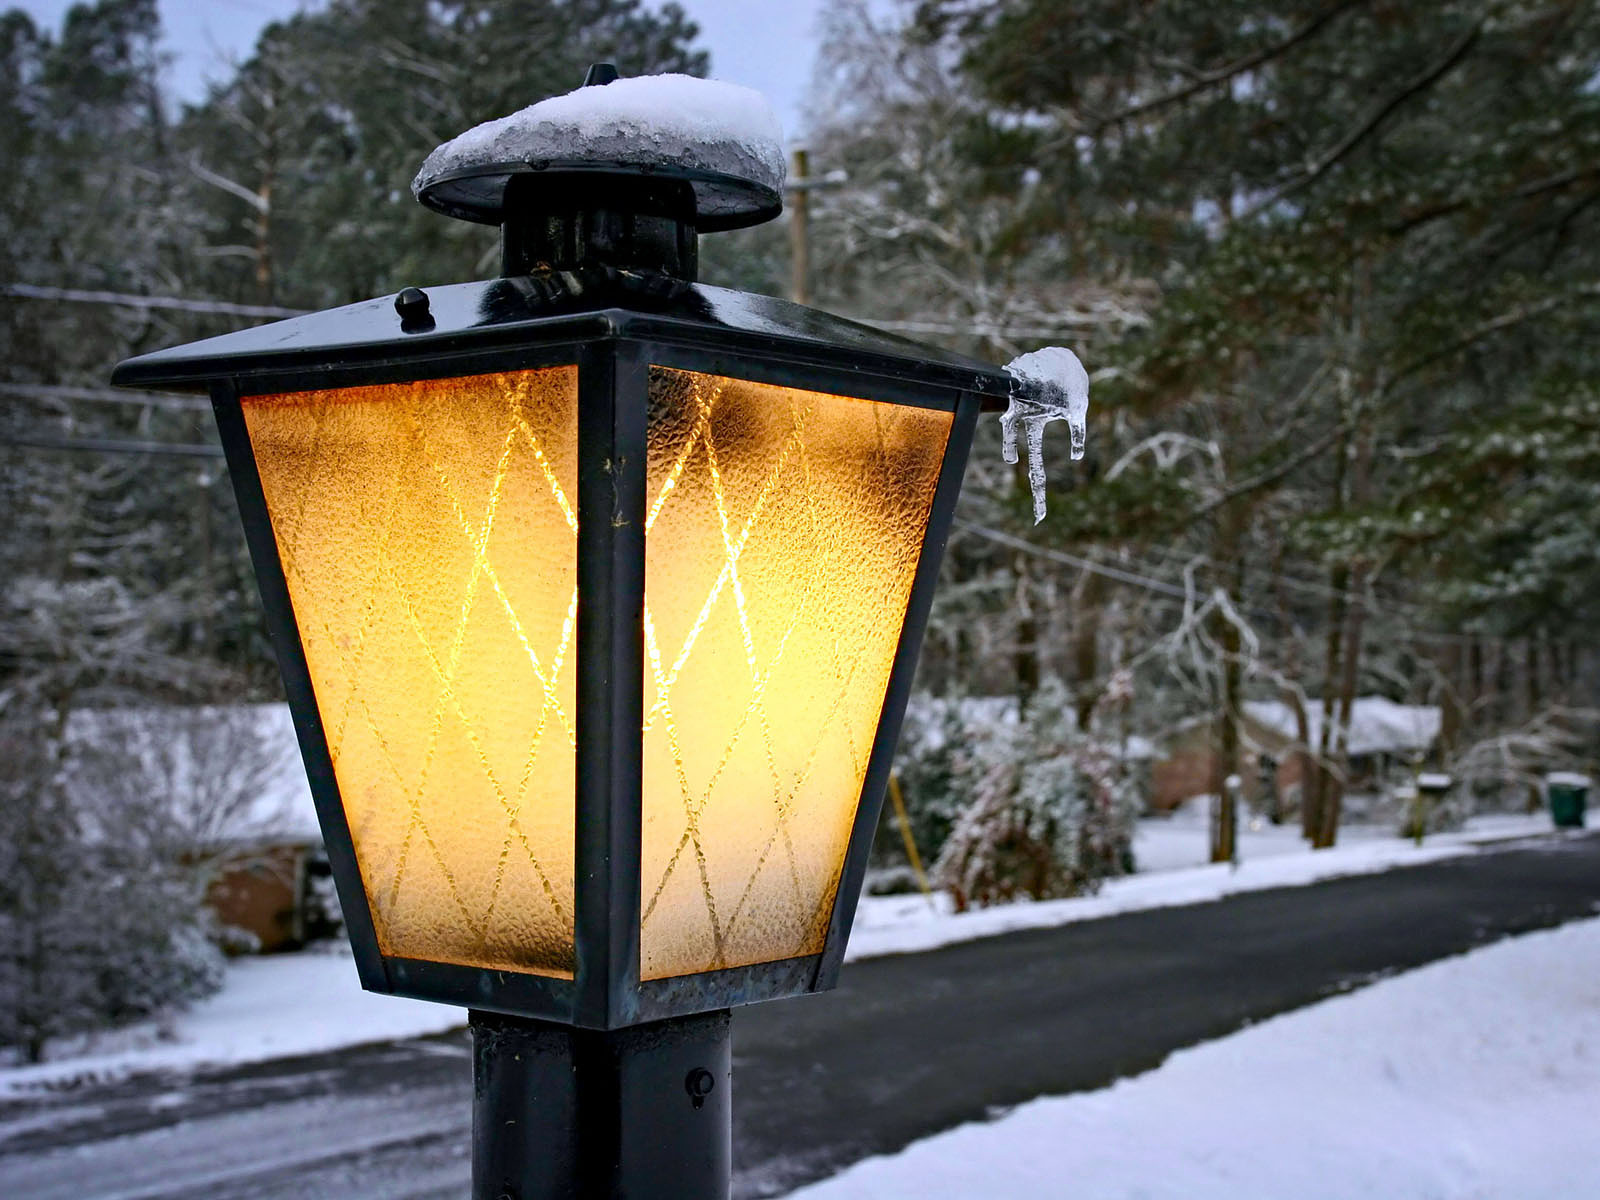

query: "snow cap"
(412, 70), (786, 231)
(1546, 771), (1591, 788)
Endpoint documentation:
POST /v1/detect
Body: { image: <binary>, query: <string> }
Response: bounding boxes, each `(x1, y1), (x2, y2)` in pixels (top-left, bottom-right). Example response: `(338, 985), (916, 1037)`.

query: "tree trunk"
(1210, 605), (1243, 863)
(1304, 567), (1346, 839)
(1313, 414), (1374, 849)
(1304, 415), (1352, 840)
(1314, 560), (1368, 848)
(1013, 554), (1038, 710)
(1072, 571), (1108, 731)
(1438, 640), (1463, 760)
(1468, 638), (1484, 736)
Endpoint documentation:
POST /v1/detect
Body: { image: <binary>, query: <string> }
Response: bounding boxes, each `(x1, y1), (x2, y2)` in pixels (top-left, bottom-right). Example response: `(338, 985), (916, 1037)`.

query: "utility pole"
(785, 147), (846, 306)
(789, 146), (811, 305)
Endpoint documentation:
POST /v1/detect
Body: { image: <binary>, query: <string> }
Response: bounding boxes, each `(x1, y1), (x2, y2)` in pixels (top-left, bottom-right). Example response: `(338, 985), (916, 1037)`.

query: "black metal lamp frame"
(119, 295), (1001, 1032)
(116, 282), (1007, 1198)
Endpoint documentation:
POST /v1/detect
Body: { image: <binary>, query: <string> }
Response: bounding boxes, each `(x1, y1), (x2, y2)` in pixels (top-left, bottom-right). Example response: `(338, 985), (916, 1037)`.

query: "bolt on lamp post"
(114, 67), (1010, 1199)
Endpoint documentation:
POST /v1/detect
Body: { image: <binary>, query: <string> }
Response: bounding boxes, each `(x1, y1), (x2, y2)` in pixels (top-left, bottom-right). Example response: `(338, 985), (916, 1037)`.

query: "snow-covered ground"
(0, 950), (460, 1097)
(794, 915), (1600, 1200)
(0, 807), (1565, 1095)
(848, 807), (1557, 961)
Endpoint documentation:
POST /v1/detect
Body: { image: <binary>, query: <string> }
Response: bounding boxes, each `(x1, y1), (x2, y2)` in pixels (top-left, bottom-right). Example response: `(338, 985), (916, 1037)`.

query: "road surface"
(2, 833), (1596, 1198)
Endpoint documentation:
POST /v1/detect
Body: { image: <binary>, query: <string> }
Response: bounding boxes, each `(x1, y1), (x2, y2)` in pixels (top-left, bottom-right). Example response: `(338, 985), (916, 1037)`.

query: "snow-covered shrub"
(0, 697), (227, 1063)
(931, 677), (1139, 911)
(1446, 707), (1599, 810)
(887, 692), (1013, 867)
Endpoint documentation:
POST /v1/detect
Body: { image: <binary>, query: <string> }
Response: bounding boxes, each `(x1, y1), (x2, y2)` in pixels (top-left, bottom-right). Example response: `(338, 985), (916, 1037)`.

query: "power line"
(852, 315), (1092, 340)
(0, 382), (211, 412)
(955, 518), (1502, 646)
(2, 283), (308, 320)
(955, 519), (1197, 601)
(0, 432), (224, 459)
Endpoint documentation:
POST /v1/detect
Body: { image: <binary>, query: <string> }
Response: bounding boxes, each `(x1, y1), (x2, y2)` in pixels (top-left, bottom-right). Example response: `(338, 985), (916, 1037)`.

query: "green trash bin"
(1545, 772), (1590, 829)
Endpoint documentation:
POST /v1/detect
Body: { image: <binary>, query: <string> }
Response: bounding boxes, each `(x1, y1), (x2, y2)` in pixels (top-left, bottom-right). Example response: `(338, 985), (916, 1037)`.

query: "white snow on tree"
(0, 695), (242, 1065)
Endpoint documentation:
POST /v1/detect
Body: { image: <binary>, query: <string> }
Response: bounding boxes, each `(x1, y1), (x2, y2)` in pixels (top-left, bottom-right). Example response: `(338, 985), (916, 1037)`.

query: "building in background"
(1152, 697), (1442, 813)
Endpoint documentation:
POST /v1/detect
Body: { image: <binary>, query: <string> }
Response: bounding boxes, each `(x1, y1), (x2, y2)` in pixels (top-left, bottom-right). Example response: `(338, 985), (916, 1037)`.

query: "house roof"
(1241, 697), (1441, 758)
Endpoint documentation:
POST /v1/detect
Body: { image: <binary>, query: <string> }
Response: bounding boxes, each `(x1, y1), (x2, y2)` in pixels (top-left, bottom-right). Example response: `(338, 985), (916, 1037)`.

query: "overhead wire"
(2, 282), (309, 319)
(0, 432), (225, 459)
(0, 381), (212, 411)
(954, 518), (1506, 647)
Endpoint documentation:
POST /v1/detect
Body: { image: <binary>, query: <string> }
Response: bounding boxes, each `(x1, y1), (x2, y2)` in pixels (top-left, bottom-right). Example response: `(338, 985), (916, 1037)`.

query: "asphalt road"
(2, 833), (1597, 1199)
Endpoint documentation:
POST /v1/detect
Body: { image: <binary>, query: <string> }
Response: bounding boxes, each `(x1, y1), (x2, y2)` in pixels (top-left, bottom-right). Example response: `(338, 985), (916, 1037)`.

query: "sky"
(18, 0), (830, 141)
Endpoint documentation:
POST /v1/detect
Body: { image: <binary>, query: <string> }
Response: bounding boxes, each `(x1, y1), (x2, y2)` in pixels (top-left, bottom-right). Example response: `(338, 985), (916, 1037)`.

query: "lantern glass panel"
(639, 366), (953, 980)
(242, 366), (580, 978)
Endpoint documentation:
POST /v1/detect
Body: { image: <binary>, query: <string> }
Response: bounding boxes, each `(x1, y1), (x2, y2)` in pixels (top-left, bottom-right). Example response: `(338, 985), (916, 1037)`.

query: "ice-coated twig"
(1001, 346), (1090, 524)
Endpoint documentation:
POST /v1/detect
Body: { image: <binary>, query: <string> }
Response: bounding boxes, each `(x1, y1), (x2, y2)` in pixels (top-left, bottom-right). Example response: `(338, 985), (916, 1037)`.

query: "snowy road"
(2, 833), (1597, 1199)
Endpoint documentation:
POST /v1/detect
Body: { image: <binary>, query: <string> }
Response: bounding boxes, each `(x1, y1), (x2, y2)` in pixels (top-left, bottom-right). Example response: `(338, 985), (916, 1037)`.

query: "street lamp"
(114, 67), (1009, 1198)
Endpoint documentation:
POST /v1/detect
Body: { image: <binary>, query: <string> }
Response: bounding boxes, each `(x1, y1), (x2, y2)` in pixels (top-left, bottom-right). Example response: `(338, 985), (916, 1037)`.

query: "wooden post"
(789, 147), (810, 305)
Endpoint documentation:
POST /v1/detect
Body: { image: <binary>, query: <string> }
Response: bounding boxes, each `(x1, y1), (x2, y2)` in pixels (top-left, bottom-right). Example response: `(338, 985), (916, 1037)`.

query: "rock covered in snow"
(412, 74), (785, 224)
(1001, 346), (1090, 524)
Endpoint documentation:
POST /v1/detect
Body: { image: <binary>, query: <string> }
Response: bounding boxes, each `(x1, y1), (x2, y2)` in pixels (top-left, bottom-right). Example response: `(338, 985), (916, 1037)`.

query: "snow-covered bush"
(930, 677), (1139, 911)
(0, 697), (227, 1063)
(887, 692), (1012, 868)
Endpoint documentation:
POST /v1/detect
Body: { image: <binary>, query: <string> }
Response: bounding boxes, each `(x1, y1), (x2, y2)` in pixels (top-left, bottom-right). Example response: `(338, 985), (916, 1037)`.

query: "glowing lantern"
(114, 66), (1008, 1199)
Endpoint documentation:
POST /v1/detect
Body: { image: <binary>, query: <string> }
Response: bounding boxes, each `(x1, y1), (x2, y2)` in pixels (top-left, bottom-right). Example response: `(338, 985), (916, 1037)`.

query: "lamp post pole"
(471, 1010), (731, 1200)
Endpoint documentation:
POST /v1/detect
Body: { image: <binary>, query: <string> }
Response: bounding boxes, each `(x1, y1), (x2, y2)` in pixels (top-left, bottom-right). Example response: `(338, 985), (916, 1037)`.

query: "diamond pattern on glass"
(640, 368), (953, 980)
(242, 368), (579, 977)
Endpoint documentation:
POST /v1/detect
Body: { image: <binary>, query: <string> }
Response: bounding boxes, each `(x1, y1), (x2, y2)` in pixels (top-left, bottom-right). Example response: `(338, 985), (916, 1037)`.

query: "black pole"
(470, 1008), (732, 1200)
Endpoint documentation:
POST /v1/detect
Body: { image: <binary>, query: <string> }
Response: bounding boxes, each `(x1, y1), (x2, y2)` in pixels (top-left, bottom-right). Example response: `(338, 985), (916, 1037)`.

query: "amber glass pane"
(640, 367), (952, 979)
(243, 368), (579, 977)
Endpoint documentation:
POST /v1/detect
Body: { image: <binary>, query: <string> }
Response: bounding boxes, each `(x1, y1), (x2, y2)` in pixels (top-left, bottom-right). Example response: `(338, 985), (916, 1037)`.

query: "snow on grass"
(798, 915), (1600, 1200)
(0, 949), (461, 1097)
(847, 809), (1559, 962)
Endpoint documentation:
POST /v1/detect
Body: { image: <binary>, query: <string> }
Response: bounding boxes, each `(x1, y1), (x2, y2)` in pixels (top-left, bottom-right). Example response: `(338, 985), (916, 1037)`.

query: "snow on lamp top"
(412, 72), (786, 231)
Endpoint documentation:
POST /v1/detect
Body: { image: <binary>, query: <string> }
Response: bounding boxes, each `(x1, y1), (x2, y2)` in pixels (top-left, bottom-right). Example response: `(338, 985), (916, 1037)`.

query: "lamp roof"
(110, 279), (1012, 406)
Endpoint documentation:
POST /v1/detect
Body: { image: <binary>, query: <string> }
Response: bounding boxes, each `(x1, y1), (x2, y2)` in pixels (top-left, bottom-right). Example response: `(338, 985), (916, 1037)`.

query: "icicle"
(1001, 346), (1090, 524)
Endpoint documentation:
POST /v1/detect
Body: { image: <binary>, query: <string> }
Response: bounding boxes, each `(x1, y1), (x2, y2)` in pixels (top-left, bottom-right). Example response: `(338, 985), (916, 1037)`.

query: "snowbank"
(0, 951), (459, 1097)
(847, 811), (1556, 961)
(797, 916), (1600, 1199)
